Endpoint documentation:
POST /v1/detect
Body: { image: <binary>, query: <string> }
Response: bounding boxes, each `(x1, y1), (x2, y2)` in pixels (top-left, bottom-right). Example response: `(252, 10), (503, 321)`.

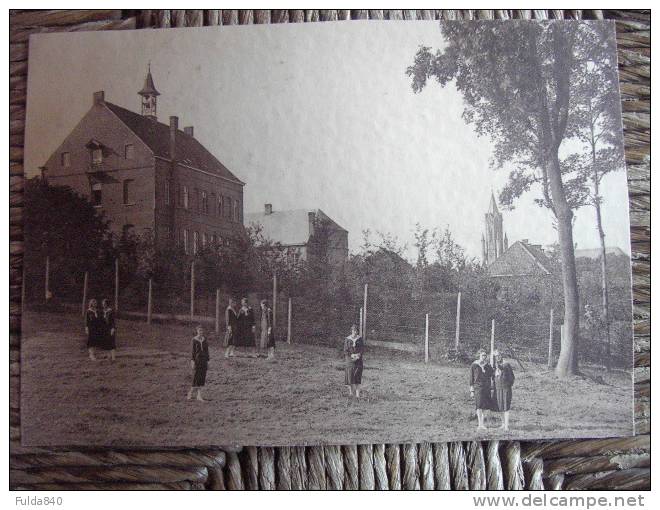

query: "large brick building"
(40, 68), (245, 254)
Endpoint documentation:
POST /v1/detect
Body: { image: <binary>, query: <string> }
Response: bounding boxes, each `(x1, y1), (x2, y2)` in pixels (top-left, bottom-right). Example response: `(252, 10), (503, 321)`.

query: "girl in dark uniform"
(85, 299), (102, 361)
(470, 348), (493, 430)
(344, 324), (364, 398)
(224, 298), (238, 358)
(259, 299), (276, 359)
(188, 325), (209, 401)
(101, 298), (116, 361)
(493, 350), (515, 431)
(236, 297), (255, 348)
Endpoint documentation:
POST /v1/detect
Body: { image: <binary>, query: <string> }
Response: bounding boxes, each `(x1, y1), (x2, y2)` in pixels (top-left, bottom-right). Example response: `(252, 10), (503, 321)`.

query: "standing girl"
(188, 325), (210, 401)
(101, 298), (116, 361)
(344, 324), (364, 398)
(493, 350), (515, 431)
(469, 348), (494, 430)
(85, 299), (102, 361)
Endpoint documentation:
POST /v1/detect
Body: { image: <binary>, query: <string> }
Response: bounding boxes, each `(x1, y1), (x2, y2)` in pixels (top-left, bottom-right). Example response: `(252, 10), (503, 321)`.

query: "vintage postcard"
(21, 20), (633, 446)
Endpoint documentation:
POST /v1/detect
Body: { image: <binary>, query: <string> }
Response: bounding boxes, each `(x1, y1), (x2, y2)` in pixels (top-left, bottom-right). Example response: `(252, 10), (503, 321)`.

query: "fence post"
(287, 297), (292, 344)
(425, 313), (429, 364)
(273, 273), (277, 334)
(44, 256), (50, 301)
(454, 291), (461, 351)
(490, 319), (495, 366)
(81, 271), (88, 317)
(190, 261), (195, 321)
(215, 289), (221, 334)
(114, 258), (119, 312)
(359, 308), (363, 336)
(363, 283), (368, 342)
(547, 308), (554, 369)
(147, 278), (153, 325)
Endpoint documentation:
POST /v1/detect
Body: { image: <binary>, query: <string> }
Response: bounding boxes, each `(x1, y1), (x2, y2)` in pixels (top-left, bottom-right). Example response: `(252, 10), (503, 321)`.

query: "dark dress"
(192, 336), (210, 387)
(100, 307), (116, 350)
(224, 306), (238, 347)
(344, 335), (364, 385)
(470, 361), (494, 410)
(85, 309), (103, 348)
(236, 306), (255, 347)
(493, 363), (515, 412)
(260, 307), (275, 349)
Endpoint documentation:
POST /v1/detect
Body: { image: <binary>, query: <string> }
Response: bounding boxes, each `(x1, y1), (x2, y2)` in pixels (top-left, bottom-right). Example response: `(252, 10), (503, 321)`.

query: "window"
(183, 230), (189, 254)
(183, 186), (189, 209)
(125, 144), (135, 160)
(226, 197), (232, 219)
(92, 148), (103, 165)
(233, 199), (240, 223)
(218, 196), (224, 217)
(202, 232), (207, 248)
(165, 180), (171, 206)
(61, 152), (70, 168)
(91, 182), (102, 206)
(193, 231), (199, 255)
(123, 179), (134, 205)
(201, 191), (208, 214)
(210, 193), (216, 215)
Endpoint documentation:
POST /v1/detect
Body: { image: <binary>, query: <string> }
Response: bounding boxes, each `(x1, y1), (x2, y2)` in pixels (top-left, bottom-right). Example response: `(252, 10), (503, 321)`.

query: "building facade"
(40, 68), (245, 255)
(245, 204), (348, 267)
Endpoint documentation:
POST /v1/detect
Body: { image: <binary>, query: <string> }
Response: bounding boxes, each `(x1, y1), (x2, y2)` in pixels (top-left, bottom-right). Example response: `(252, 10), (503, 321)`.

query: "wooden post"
(272, 273), (277, 334)
(363, 283), (368, 342)
(44, 256), (50, 301)
(81, 271), (88, 317)
(547, 308), (554, 369)
(359, 308), (363, 336)
(215, 289), (221, 334)
(190, 261), (195, 321)
(454, 291), (461, 351)
(147, 278), (153, 325)
(490, 319), (495, 366)
(287, 297), (292, 344)
(425, 313), (429, 364)
(114, 258), (119, 312)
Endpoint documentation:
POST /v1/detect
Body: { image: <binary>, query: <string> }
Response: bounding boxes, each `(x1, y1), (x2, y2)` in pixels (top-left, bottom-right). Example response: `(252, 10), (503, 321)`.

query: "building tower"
(483, 191), (504, 265)
(138, 63), (160, 120)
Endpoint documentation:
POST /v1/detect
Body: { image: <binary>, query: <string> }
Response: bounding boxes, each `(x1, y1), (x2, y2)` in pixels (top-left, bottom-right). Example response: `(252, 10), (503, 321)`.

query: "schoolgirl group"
(84, 297), (514, 426)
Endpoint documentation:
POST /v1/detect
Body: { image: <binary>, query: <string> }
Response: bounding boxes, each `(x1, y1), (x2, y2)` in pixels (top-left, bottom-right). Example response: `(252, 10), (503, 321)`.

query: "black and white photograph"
(20, 19), (634, 447)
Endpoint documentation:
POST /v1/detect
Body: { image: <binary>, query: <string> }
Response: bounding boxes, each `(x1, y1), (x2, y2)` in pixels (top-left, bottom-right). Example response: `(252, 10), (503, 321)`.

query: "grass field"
(21, 310), (634, 447)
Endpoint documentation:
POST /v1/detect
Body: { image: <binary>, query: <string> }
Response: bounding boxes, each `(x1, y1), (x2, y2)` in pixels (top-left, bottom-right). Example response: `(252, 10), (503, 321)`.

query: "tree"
(24, 177), (115, 302)
(571, 57), (625, 370)
(407, 21), (616, 376)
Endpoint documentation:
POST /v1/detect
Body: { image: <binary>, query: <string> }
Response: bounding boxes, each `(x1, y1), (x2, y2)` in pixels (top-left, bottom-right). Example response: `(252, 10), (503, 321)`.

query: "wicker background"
(9, 9), (650, 490)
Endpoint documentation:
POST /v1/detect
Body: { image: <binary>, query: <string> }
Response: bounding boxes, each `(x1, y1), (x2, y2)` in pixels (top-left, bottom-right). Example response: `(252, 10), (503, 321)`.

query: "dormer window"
(92, 148), (103, 165)
(125, 144), (135, 160)
(61, 152), (70, 168)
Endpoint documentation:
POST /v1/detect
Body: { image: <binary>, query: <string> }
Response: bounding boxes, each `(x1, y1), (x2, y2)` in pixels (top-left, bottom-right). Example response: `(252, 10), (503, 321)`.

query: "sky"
(24, 21), (632, 262)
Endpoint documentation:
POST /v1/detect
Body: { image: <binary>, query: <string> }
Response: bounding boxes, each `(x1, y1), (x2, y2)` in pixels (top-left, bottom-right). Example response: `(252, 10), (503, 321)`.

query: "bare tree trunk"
(548, 156), (581, 377)
(594, 179), (611, 371)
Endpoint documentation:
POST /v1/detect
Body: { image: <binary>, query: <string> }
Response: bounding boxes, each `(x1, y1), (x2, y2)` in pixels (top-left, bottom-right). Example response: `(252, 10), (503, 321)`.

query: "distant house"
(575, 247), (627, 260)
(39, 67), (245, 254)
(245, 204), (348, 267)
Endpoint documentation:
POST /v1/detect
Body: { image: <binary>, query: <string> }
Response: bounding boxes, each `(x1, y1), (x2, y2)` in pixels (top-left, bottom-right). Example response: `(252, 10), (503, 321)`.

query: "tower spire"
(139, 64), (160, 120)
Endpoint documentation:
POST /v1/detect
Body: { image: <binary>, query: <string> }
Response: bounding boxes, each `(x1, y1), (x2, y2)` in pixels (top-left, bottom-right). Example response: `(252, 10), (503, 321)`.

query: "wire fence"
(24, 256), (633, 369)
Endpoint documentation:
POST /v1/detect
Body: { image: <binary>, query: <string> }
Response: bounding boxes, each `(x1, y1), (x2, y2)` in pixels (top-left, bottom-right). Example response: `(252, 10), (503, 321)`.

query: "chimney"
(93, 91), (105, 105)
(184, 126), (194, 137)
(169, 116), (178, 160)
(264, 203), (273, 215)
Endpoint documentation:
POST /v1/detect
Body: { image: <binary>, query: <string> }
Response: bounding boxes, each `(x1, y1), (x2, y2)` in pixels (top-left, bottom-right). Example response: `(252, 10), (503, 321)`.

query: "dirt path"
(20, 311), (633, 446)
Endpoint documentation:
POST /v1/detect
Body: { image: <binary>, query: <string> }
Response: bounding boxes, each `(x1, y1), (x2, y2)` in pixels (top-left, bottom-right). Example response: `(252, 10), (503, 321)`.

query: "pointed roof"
(138, 65), (160, 97)
(487, 240), (553, 277)
(488, 191), (499, 215)
(105, 101), (243, 184)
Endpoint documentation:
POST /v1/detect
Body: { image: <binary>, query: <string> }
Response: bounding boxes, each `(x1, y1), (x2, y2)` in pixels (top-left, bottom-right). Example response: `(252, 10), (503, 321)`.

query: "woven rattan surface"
(9, 9), (650, 490)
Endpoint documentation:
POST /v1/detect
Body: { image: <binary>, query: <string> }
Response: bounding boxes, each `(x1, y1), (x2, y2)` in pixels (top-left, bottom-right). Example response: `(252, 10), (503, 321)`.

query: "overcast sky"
(25, 21), (632, 261)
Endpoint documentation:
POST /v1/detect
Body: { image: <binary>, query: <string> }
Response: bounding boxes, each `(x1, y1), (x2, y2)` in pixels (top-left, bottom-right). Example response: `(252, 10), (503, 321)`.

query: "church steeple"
(138, 63), (160, 120)
(483, 191), (504, 265)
